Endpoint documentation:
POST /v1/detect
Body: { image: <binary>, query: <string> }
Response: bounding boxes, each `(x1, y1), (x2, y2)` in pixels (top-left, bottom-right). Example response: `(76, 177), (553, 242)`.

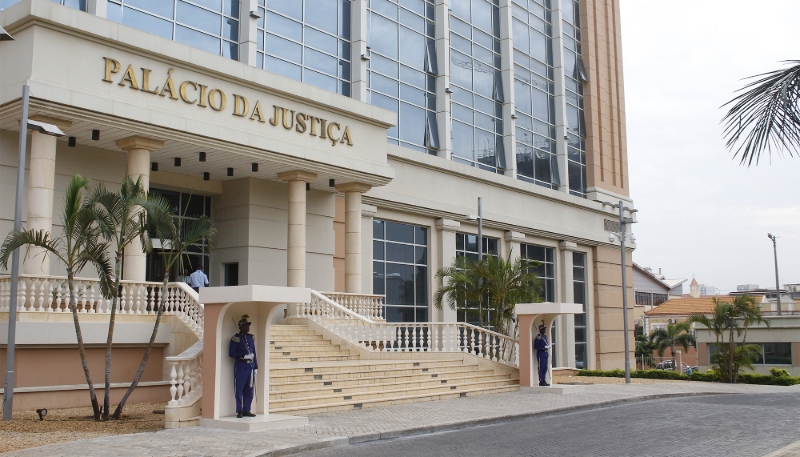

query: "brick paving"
(2, 382), (797, 457)
(295, 392), (800, 457)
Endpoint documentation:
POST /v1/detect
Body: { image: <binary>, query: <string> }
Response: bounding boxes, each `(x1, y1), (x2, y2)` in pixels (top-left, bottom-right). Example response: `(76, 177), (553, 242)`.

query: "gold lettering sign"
(101, 57), (354, 147)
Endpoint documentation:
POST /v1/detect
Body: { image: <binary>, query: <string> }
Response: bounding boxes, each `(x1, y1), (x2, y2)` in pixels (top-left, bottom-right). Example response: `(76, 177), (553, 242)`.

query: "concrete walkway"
(3, 382), (797, 457)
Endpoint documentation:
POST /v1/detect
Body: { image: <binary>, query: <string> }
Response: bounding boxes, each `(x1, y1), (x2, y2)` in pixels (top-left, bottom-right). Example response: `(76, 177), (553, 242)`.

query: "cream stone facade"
(0, 0), (635, 412)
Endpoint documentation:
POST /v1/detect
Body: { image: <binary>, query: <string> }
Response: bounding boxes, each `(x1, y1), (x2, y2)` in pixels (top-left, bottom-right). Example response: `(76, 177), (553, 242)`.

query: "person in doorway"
(188, 265), (209, 293)
(180, 268), (191, 284)
(229, 315), (258, 418)
(533, 323), (550, 386)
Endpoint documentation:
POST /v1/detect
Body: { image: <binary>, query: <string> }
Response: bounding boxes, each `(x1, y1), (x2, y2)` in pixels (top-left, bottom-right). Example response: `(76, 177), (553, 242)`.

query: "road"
(293, 393), (800, 457)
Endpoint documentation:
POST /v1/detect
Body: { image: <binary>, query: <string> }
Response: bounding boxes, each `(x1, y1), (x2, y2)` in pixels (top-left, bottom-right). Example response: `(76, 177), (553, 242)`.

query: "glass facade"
(521, 243), (555, 302)
(561, 0), (588, 197)
(257, 0), (351, 95)
(146, 189), (212, 283)
(573, 251), (586, 368)
(511, 0), (557, 189)
(449, 0), (505, 173)
(373, 219), (429, 323)
(367, 0), (438, 154)
(107, 0), (240, 60)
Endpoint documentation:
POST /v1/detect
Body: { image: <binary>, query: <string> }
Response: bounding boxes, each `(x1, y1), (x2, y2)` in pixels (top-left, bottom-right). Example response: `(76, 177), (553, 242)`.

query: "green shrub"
(770, 367), (791, 378)
(688, 371), (719, 382)
(738, 372), (800, 386)
(578, 368), (800, 386)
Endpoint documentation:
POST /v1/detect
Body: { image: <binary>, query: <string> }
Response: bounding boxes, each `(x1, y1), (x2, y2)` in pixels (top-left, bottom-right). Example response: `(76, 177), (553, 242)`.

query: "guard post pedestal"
(516, 302), (585, 393)
(200, 286), (311, 431)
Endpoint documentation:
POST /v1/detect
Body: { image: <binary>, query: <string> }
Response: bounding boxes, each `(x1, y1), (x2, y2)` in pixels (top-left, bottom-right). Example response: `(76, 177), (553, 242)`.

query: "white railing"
(0, 275), (203, 337)
(319, 291), (385, 320)
(166, 339), (203, 407)
(293, 291), (519, 367)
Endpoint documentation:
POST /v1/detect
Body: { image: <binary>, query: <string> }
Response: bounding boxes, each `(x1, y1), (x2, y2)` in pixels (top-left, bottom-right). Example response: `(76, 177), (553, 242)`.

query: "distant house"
(646, 295), (800, 376)
(632, 264), (685, 335)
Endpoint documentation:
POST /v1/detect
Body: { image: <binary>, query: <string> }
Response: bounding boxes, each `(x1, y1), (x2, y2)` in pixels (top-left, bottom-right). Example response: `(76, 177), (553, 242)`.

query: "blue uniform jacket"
(533, 334), (549, 354)
(229, 332), (258, 370)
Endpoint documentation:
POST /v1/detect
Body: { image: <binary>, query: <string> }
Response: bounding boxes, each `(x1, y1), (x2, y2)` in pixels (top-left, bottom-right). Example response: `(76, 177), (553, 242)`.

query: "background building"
(0, 0), (633, 409)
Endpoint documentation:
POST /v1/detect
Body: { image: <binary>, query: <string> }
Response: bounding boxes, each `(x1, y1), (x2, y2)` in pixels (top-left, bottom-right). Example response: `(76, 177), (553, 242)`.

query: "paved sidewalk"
(3, 382), (797, 457)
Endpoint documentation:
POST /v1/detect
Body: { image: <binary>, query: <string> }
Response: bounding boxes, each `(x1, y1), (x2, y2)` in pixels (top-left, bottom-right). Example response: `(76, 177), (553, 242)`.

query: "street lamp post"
(2, 84), (65, 420)
(603, 200), (637, 384)
(767, 233), (782, 316)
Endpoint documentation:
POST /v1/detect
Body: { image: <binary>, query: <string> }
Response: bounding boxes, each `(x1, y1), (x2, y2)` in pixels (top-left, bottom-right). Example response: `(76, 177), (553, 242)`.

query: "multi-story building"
(0, 0), (632, 409)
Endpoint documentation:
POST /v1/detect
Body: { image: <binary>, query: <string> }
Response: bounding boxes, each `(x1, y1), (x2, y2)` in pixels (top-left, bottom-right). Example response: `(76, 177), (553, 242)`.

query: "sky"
(620, 0), (800, 294)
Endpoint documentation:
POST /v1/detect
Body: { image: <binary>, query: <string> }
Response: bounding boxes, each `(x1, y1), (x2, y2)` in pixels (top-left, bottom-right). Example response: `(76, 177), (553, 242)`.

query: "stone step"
(269, 384), (520, 415)
(269, 341), (339, 350)
(270, 354), (361, 363)
(269, 373), (512, 398)
(268, 378), (519, 409)
(269, 370), (499, 392)
(269, 363), (476, 383)
(269, 348), (353, 357)
(268, 358), (467, 375)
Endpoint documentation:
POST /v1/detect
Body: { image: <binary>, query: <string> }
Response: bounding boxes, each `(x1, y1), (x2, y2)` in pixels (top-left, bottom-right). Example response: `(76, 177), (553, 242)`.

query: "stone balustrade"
(319, 291), (385, 320)
(166, 340), (204, 407)
(0, 275), (203, 337)
(293, 291), (519, 367)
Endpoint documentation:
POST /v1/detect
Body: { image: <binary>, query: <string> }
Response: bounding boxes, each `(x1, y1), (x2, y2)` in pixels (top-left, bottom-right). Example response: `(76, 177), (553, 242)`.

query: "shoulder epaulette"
(231, 335), (240, 343)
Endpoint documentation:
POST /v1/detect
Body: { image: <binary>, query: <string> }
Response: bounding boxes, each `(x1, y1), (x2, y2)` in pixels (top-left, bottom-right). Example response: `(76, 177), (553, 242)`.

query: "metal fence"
(636, 354), (699, 373)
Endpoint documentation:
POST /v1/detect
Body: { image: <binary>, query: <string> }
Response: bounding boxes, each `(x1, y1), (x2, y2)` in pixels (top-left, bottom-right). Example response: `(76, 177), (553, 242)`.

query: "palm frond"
(0, 229), (65, 269)
(722, 60), (800, 166)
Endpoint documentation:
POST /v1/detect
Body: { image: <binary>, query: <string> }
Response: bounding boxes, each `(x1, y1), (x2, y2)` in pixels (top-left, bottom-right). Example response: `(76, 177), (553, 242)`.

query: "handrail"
(166, 339), (204, 362)
(290, 290), (377, 324)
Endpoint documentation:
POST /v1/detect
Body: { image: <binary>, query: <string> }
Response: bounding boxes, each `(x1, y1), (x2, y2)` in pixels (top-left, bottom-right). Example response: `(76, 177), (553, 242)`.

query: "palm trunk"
(68, 271), (100, 420)
(112, 278), (166, 419)
(102, 252), (123, 421)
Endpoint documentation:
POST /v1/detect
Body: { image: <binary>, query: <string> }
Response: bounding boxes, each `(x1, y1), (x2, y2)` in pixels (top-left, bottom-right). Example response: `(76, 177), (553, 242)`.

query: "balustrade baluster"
(168, 363), (178, 405)
(176, 363), (185, 405)
(425, 325), (432, 352)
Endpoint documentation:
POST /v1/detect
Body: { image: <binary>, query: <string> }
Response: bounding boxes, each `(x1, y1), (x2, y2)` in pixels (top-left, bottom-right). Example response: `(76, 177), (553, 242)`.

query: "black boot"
(237, 412), (243, 418)
(243, 411), (256, 417)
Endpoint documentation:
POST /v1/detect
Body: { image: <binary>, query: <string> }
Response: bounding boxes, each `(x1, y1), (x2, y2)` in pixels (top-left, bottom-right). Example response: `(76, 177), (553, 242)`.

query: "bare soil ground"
(0, 402), (166, 454)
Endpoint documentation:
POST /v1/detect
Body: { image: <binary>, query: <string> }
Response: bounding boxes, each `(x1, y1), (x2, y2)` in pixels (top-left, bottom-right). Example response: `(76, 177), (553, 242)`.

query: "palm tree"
(112, 194), (216, 419)
(649, 321), (696, 371)
(434, 252), (541, 337)
(688, 295), (770, 383)
(89, 176), (148, 420)
(722, 60), (800, 166)
(0, 175), (113, 420)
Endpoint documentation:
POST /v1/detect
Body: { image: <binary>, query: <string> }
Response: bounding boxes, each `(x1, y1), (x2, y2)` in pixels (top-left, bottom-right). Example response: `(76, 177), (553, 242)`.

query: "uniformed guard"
(229, 315), (258, 418)
(533, 322), (550, 386)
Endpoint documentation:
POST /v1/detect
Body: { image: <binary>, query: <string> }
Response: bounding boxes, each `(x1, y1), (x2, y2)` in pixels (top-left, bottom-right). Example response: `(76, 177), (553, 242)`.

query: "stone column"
(504, 230), (525, 263)
(559, 241), (578, 367)
(436, 218), (461, 322)
(278, 171), (317, 287)
(24, 116), (72, 275)
(335, 183), (372, 293)
(117, 135), (164, 281)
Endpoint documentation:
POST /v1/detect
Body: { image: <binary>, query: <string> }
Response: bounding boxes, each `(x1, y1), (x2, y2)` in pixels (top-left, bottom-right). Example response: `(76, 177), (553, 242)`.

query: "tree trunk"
(112, 279), (166, 419)
(69, 272), (100, 420)
(102, 252), (123, 421)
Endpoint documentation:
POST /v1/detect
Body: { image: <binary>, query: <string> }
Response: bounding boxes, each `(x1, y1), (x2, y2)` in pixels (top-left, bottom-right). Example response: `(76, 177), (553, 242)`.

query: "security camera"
(608, 233), (615, 243)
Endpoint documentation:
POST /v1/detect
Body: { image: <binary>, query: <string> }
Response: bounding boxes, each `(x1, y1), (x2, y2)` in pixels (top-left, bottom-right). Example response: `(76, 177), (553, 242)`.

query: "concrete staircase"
(268, 324), (519, 415)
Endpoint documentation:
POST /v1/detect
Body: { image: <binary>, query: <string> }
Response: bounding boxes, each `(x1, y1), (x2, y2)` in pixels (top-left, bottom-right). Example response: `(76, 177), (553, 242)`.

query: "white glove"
(243, 353), (254, 360)
(254, 369), (258, 376)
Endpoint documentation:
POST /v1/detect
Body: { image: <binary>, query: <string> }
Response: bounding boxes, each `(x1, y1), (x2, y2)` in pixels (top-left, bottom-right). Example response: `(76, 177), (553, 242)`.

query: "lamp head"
(26, 120), (65, 137)
(0, 25), (13, 41)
